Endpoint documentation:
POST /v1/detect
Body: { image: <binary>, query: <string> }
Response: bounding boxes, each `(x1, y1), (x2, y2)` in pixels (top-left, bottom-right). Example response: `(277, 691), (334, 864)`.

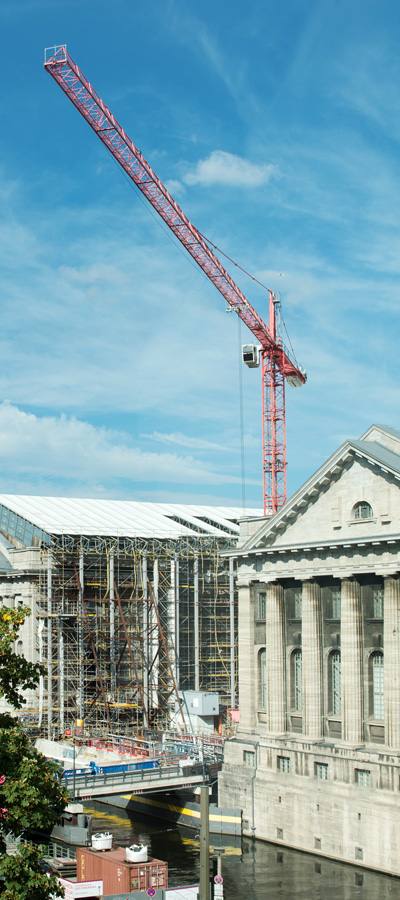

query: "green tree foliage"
(0, 606), (69, 898)
(0, 606), (44, 709)
(0, 843), (64, 900)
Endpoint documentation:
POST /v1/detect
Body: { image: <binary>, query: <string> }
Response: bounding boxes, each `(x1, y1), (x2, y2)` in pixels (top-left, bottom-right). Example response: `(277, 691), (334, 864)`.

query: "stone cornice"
(255, 533), (400, 557)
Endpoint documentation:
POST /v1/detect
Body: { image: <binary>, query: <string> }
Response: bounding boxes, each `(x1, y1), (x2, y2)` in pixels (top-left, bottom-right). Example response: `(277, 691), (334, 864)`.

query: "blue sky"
(1, 0), (400, 509)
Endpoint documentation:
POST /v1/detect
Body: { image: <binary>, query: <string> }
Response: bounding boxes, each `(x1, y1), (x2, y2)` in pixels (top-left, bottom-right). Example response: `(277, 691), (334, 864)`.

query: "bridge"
(64, 763), (210, 800)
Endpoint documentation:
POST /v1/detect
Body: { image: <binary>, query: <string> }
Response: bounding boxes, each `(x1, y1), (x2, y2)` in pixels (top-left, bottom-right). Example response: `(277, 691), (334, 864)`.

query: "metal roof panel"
(0, 495), (262, 540)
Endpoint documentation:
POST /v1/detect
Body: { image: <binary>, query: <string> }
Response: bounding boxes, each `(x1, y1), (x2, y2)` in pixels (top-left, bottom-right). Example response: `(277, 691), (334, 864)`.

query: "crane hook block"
(242, 344), (260, 368)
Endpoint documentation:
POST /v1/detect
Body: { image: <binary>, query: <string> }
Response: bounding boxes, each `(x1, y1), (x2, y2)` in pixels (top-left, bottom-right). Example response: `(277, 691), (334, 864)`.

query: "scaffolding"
(36, 533), (238, 737)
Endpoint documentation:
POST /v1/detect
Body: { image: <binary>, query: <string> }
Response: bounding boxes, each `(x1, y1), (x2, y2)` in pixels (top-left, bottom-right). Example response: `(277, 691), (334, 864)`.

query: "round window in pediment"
(352, 501), (373, 520)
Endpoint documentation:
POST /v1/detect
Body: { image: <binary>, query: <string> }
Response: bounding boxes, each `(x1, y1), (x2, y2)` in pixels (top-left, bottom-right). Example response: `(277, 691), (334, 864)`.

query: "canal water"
(84, 801), (400, 900)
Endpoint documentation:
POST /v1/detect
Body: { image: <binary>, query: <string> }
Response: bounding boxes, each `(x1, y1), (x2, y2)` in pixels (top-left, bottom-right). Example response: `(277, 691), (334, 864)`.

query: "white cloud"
(142, 431), (235, 452)
(164, 179), (187, 198)
(183, 151), (277, 188)
(0, 402), (245, 491)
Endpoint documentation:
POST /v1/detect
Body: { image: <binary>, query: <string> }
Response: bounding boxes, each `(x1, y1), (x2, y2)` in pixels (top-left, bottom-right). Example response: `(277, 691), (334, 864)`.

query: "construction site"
(0, 496), (262, 736)
(0, 49), (305, 744)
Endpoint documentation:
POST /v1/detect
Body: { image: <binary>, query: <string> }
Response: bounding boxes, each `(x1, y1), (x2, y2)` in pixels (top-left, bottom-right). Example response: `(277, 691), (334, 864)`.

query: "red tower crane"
(44, 45), (306, 514)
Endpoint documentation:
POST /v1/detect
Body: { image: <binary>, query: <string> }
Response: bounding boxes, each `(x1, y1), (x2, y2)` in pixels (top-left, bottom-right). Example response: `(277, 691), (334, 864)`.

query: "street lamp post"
(199, 784), (210, 900)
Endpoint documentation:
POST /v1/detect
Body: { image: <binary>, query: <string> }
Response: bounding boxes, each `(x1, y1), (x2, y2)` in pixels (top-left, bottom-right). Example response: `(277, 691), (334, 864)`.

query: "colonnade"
(239, 575), (400, 747)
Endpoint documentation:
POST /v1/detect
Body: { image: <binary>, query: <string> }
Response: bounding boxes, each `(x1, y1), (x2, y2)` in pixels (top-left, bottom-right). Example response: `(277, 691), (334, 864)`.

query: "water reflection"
(85, 802), (400, 900)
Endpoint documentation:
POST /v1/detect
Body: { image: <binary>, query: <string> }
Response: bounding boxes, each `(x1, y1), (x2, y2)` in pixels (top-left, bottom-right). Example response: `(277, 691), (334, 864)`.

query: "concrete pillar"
(266, 582), (286, 734)
(341, 578), (363, 744)
(302, 580), (323, 739)
(238, 582), (256, 732)
(384, 575), (400, 748)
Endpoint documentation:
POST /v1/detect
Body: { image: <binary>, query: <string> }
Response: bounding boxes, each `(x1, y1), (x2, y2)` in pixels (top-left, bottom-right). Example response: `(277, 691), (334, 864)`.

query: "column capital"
(236, 577), (253, 588)
(254, 577), (281, 586)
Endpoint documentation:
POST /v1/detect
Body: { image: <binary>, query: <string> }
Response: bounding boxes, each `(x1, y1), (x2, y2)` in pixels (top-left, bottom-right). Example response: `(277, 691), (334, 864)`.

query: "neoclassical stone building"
(219, 425), (400, 875)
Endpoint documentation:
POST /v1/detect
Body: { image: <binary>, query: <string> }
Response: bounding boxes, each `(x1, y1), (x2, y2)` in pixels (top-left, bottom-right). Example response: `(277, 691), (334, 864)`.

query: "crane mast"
(44, 45), (306, 514)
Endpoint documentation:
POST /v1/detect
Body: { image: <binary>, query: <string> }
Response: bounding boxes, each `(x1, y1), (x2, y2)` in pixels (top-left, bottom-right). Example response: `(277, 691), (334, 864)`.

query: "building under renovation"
(0, 496), (260, 736)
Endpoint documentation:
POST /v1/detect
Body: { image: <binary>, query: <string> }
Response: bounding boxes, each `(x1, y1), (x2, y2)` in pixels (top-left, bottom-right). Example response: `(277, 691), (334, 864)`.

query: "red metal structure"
(44, 45), (306, 514)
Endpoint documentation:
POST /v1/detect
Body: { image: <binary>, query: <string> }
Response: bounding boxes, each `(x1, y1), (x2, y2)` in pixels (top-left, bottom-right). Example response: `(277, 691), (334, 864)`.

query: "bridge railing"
(62, 761), (205, 796)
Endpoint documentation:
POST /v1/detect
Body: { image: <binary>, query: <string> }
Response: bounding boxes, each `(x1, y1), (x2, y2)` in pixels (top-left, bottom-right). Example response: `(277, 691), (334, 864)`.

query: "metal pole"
(229, 557), (235, 709)
(175, 555), (180, 688)
(58, 623), (64, 736)
(151, 557), (159, 708)
(143, 552), (148, 719)
(194, 553), (200, 692)
(72, 730), (76, 801)
(47, 552), (52, 740)
(169, 558), (177, 691)
(199, 784), (210, 900)
(78, 548), (84, 720)
(110, 550), (115, 698)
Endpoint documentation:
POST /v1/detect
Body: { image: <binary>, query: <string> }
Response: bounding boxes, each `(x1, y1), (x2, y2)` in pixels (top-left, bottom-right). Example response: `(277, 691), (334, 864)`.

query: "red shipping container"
(77, 847), (168, 896)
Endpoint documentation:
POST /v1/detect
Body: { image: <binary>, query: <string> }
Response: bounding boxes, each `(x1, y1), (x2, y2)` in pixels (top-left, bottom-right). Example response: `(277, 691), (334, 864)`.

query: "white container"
(126, 843), (148, 862)
(91, 831), (113, 851)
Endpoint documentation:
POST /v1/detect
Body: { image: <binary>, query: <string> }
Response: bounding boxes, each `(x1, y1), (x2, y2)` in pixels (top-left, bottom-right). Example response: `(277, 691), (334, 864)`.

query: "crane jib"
(44, 45), (306, 512)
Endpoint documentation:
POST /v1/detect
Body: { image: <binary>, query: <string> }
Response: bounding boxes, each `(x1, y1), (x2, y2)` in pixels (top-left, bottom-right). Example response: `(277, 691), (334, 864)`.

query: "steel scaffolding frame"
(36, 533), (237, 737)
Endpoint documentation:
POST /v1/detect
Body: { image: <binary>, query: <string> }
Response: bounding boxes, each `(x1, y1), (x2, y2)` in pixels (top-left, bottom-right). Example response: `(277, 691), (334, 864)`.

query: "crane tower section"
(44, 44), (306, 514)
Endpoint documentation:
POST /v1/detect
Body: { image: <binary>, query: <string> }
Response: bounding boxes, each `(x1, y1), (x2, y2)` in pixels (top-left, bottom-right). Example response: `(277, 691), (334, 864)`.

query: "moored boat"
(50, 802), (92, 845)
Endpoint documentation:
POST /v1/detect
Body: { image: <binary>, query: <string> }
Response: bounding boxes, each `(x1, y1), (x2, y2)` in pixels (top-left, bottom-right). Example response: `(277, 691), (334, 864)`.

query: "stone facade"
(219, 425), (400, 876)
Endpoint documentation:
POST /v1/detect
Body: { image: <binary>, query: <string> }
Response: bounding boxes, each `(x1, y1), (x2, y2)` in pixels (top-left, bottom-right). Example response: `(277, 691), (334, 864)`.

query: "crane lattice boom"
(44, 44), (306, 513)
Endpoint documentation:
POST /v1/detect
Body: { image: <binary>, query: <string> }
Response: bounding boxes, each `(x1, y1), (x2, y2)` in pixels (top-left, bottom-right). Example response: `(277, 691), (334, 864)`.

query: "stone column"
(302, 580), (323, 739)
(341, 578), (363, 744)
(384, 575), (400, 748)
(266, 582), (286, 734)
(238, 582), (256, 732)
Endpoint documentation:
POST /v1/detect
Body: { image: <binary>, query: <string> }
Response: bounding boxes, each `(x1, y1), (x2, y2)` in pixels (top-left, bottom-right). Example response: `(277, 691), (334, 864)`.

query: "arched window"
(259, 648), (266, 708)
(330, 650), (341, 715)
(370, 652), (384, 719)
(352, 501), (373, 520)
(291, 649), (302, 711)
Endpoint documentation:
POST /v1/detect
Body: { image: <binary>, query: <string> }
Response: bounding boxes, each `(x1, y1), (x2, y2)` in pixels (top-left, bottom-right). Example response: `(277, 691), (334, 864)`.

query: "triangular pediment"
(360, 424), (400, 454)
(238, 430), (400, 555)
